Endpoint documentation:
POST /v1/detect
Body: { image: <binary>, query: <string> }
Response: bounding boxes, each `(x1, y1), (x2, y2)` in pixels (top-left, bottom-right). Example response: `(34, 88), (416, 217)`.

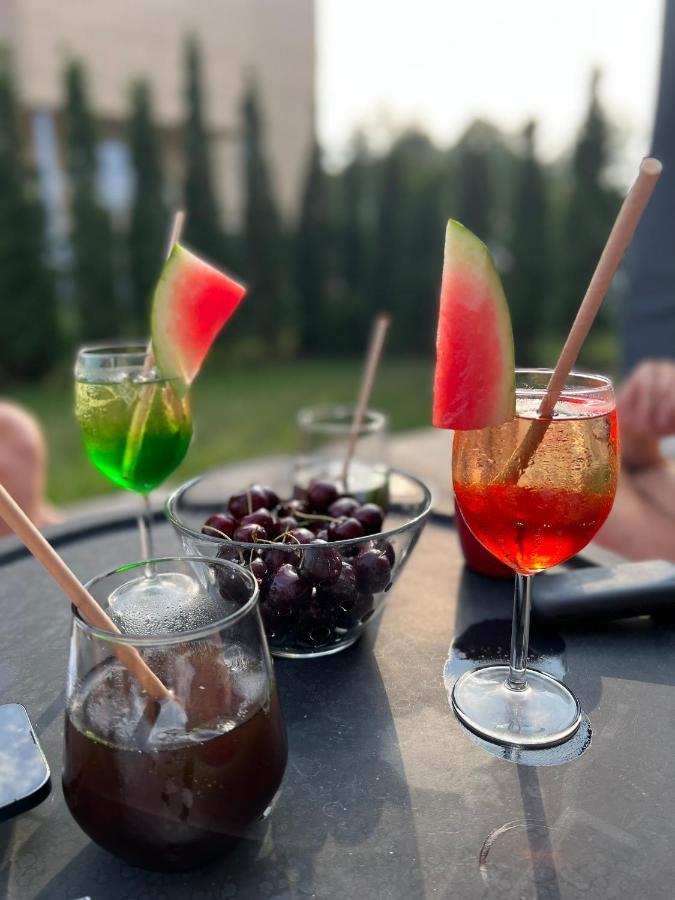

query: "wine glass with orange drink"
(451, 369), (618, 745)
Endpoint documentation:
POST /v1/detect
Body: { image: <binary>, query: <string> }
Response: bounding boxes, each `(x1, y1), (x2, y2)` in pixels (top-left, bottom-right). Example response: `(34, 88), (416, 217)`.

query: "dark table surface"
(2, 505), (675, 900)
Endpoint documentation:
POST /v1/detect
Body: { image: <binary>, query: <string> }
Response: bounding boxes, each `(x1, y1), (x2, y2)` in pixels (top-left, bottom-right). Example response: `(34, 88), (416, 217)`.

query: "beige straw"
(499, 157), (662, 483)
(0, 484), (172, 703)
(122, 209), (185, 477)
(341, 313), (391, 487)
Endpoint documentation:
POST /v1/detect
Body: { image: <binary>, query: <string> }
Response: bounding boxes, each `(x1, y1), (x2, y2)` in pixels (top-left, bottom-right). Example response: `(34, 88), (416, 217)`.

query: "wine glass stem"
(138, 493), (155, 562)
(508, 572), (532, 690)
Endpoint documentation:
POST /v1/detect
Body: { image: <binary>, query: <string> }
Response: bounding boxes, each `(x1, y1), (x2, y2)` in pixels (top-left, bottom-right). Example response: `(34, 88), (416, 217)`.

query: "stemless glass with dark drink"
(63, 557), (287, 871)
(452, 370), (618, 747)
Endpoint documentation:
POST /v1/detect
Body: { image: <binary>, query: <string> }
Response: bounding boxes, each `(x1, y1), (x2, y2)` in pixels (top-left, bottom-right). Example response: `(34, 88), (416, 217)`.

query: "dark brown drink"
(63, 660), (287, 871)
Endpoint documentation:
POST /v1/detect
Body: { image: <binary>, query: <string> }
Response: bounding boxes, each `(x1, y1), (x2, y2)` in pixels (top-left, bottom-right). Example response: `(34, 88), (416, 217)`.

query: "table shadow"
(444, 569), (597, 766)
(269, 632), (428, 897)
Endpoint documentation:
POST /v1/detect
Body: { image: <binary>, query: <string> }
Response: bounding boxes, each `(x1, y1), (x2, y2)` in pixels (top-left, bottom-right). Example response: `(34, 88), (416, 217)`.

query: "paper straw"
(499, 157), (662, 483)
(341, 313), (391, 487)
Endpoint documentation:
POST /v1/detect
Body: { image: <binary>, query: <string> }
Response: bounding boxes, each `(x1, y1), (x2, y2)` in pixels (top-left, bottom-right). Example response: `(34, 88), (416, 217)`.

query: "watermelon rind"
(433, 220), (515, 430)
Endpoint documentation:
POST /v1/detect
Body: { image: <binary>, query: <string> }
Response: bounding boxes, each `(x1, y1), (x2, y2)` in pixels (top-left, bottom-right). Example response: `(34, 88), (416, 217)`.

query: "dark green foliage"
(455, 121), (493, 239)
(555, 71), (621, 333)
(128, 81), (167, 330)
(371, 140), (409, 351)
(0, 48), (60, 378)
(341, 136), (370, 297)
(296, 140), (329, 353)
(325, 135), (375, 353)
(371, 132), (446, 353)
(506, 121), (550, 365)
(2, 49), (626, 380)
(241, 85), (287, 354)
(183, 37), (226, 263)
(64, 60), (118, 342)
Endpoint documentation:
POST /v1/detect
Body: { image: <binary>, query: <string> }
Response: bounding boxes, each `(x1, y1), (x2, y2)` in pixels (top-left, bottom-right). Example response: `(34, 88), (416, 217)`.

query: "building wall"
(0, 0), (315, 222)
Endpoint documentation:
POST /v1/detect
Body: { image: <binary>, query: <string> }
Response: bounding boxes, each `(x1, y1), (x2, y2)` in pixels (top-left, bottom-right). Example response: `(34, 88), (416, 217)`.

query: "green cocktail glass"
(75, 345), (192, 557)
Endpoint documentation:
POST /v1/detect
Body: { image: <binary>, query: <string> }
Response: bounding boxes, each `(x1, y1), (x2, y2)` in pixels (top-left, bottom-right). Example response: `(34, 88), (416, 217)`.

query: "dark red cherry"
(329, 517), (365, 541)
(240, 508), (275, 533)
(233, 523), (268, 543)
(354, 548), (391, 593)
(354, 503), (384, 535)
(315, 561), (357, 608)
(250, 556), (268, 587)
(228, 485), (267, 518)
(260, 485), (280, 509)
(307, 479), (340, 512)
(267, 563), (312, 609)
(288, 527), (315, 545)
(299, 540), (342, 585)
(202, 513), (237, 538)
(328, 497), (360, 518)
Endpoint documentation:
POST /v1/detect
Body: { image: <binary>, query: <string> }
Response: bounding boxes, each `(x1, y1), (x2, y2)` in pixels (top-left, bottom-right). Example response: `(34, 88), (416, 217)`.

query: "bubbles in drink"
(108, 571), (235, 636)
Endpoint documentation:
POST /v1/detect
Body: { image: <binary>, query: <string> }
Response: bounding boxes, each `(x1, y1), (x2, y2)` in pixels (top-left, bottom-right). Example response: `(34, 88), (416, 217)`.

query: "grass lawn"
(4, 357), (434, 504)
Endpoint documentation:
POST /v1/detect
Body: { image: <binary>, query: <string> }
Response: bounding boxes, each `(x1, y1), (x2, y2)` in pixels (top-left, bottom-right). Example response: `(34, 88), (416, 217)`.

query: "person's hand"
(619, 359), (675, 436)
(618, 359), (675, 468)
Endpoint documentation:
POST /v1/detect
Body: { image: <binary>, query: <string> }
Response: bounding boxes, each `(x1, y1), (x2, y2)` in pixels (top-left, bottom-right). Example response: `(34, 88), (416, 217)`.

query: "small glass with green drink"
(74, 344), (192, 557)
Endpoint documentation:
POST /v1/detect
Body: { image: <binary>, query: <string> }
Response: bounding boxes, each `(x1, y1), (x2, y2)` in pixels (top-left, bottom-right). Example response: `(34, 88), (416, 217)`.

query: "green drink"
(75, 345), (193, 559)
(75, 376), (192, 494)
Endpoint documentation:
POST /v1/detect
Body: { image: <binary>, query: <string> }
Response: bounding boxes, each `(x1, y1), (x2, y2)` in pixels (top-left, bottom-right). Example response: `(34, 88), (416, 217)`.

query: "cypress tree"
(556, 70), (619, 332)
(401, 169), (445, 354)
(241, 84), (286, 354)
(507, 121), (550, 365)
(341, 135), (370, 299)
(64, 60), (118, 341)
(371, 142), (410, 351)
(296, 139), (328, 353)
(183, 37), (225, 263)
(0, 47), (60, 379)
(456, 121), (492, 239)
(128, 81), (166, 330)
(331, 134), (372, 353)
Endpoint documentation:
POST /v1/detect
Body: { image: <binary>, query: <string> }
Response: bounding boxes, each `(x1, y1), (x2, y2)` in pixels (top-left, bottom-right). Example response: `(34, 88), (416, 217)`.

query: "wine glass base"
(452, 665), (581, 748)
(108, 572), (200, 633)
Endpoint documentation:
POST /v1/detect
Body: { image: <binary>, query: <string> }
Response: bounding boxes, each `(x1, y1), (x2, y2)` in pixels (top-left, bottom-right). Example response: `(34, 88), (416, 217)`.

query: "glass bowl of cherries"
(166, 466), (432, 658)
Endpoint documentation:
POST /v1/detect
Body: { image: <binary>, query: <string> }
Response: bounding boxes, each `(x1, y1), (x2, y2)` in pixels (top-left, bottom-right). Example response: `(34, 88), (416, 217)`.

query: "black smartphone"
(0, 703), (51, 822)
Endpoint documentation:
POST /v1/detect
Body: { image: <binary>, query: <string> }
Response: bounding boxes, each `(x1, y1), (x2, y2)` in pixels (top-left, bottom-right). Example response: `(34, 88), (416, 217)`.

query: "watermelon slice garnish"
(433, 220), (515, 430)
(151, 244), (247, 386)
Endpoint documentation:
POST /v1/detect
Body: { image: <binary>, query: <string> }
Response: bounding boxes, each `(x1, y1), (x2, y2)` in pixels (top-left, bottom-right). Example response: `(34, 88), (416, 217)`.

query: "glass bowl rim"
(165, 465), (433, 551)
(76, 341), (150, 361)
(514, 368), (614, 397)
(296, 404), (388, 435)
(77, 555), (260, 646)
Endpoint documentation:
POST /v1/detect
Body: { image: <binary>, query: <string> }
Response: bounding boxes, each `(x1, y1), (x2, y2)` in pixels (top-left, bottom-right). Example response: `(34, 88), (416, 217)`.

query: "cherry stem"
(295, 511), (337, 523)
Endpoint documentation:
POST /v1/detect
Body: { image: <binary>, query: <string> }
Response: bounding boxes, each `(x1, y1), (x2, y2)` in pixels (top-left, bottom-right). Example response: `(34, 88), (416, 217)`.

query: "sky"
(317, 0), (664, 181)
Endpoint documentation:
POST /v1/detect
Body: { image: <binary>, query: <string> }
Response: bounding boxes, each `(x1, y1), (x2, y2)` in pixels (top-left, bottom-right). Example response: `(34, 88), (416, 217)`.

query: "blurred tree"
(0, 47), (60, 378)
(341, 134), (370, 299)
(183, 37), (226, 263)
(296, 139), (329, 353)
(555, 70), (620, 333)
(506, 121), (550, 365)
(402, 168), (445, 354)
(128, 81), (167, 330)
(371, 140), (410, 351)
(329, 134), (373, 353)
(371, 131), (445, 353)
(64, 60), (118, 341)
(241, 84), (287, 354)
(456, 121), (493, 239)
